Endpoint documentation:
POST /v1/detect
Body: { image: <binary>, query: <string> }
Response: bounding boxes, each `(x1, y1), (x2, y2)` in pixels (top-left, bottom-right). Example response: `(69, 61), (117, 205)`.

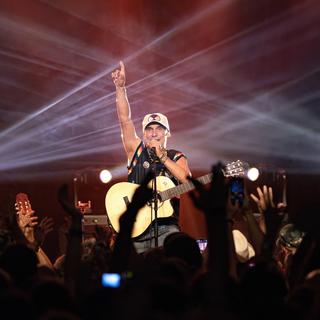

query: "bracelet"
(159, 149), (168, 164)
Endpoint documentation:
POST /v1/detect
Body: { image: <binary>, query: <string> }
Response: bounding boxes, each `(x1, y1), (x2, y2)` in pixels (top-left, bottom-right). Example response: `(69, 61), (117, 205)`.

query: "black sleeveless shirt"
(127, 141), (186, 226)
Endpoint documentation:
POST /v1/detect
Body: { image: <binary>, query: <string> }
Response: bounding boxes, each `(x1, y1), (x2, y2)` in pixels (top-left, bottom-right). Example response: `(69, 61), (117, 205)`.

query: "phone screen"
(101, 273), (121, 288)
(230, 178), (244, 206)
(196, 239), (208, 253)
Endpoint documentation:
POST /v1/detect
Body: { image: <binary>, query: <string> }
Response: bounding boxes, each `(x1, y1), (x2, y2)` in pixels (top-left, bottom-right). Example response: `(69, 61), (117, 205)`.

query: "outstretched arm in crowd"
(57, 184), (83, 293)
(34, 217), (54, 268)
(250, 185), (285, 254)
(110, 173), (153, 273)
(239, 192), (265, 257)
(16, 204), (54, 268)
(189, 163), (238, 282)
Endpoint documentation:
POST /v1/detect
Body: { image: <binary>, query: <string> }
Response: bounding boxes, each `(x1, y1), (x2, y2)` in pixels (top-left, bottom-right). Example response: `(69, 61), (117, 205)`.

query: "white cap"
(232, 229), (255, 262)
(142, 113), (170, 136)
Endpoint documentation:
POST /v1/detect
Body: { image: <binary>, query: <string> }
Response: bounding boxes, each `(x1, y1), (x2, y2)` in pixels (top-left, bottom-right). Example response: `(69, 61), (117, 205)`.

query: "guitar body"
(105, 176), (176, 238)
(105, 160), (247, 238)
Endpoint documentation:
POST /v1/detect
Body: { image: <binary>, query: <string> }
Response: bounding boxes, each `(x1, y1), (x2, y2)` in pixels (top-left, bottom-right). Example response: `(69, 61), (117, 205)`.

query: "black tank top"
(127, 141), (186, 225)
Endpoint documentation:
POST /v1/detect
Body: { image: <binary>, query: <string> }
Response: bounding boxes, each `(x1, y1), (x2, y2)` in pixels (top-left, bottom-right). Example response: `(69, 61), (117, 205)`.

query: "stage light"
(0, 0), (318, 179)
(247, 167), (259, 181)
(99, 169), (112, 184)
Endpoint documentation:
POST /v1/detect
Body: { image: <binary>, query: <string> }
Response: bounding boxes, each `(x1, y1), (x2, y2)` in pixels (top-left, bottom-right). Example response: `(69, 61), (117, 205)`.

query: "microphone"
(148, 147), (158, 162)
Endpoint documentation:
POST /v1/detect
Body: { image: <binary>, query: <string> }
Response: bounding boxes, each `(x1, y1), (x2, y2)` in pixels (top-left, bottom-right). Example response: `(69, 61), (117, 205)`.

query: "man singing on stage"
(111, 61), (191, 253)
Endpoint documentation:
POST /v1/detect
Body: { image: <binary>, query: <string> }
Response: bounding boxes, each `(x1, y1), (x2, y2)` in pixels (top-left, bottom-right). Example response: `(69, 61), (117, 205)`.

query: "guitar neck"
(159, 173), (212, 201)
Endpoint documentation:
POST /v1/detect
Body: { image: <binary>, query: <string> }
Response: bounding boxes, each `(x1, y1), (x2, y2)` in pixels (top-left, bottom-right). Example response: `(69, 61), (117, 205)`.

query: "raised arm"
(111, 61), (140, 160)
(189, 163), (237, 280)
(16, 202), (53, 269)
(110, 173), (153, 273)
(250, 185), (285, 253)
(58, 184), (83, 293)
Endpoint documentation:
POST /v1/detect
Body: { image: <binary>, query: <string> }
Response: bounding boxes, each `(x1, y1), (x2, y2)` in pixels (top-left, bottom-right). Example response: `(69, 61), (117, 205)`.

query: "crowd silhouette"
(0, 163), (319, 320)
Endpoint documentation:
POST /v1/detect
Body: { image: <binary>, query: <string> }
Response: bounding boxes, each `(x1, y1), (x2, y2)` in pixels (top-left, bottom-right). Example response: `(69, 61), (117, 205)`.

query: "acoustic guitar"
(105, 160), (247, 238)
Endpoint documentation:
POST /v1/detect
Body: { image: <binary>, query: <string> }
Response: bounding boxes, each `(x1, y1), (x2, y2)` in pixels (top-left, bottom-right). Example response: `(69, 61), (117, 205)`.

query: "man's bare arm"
(163, 156), (191, 183)
(146, 140), (191, 183)
(111, 61), (140, 160)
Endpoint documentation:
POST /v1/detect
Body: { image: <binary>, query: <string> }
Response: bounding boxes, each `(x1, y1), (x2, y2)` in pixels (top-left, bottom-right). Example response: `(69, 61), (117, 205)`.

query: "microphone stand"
(73, 175), (83, 243)
(149, 148), (159, 248)
(152, 161), (159, 248)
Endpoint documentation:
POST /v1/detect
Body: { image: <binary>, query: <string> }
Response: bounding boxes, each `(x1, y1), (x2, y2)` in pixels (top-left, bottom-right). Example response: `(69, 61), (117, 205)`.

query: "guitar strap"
(127, 142), (144, 175)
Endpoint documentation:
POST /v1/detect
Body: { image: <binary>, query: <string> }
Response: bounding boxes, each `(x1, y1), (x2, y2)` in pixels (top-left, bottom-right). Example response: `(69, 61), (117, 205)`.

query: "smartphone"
(196, 239), (208, 253)
(101, 273), (121, 288)
(230, 177), (245, 206)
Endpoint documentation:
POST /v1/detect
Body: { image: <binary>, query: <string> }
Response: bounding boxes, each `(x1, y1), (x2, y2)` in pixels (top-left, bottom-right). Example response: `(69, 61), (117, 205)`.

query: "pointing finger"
(119, 60), (125, 73)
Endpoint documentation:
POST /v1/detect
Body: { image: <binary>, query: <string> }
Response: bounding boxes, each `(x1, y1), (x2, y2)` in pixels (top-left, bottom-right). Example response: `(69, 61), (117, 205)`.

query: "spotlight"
(99, 169), (112, 184)
(247, 167), (259, 181)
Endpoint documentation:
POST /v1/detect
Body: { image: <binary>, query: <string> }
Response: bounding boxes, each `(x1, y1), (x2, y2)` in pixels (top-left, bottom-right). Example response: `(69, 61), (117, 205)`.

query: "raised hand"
(118, 172), (154, 228)
(250, 185), (275, 213)
(39, 217), (54, 233)
(250, 185), (286, 251)
(127, 172), (154, 212)
(112, 172), (154, 272)
(34, 217), (54, 247)
(57, 184), (82, 220)
(111, 61), (126, 88)
(250, 185), (285, 214)
(17, 211), (38, 229)
(189, 162), (228, 217)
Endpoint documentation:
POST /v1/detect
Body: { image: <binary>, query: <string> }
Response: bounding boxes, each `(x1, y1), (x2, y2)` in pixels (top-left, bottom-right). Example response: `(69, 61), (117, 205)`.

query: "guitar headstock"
(15, 193), (33, 215)
(223, 160), (249, 178)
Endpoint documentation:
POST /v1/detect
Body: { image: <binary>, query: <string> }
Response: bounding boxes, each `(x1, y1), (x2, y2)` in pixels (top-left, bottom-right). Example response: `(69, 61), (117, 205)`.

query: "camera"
(101, 273), (121, 288)
(230, 177), (245, 206)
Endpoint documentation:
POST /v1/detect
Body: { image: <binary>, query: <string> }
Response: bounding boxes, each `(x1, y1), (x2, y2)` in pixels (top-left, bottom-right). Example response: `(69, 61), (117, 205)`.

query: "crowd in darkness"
(0, 163), (319, 320)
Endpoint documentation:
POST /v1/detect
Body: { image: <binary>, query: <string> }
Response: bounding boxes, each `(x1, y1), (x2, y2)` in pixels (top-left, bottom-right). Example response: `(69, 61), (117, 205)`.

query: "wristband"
(159, 150), (168, 164)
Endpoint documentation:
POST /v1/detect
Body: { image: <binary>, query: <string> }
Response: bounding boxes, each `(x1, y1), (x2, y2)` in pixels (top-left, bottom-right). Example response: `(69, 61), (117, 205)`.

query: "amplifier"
(82, 215), (110, 241)
(82, 215), (109, 226)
